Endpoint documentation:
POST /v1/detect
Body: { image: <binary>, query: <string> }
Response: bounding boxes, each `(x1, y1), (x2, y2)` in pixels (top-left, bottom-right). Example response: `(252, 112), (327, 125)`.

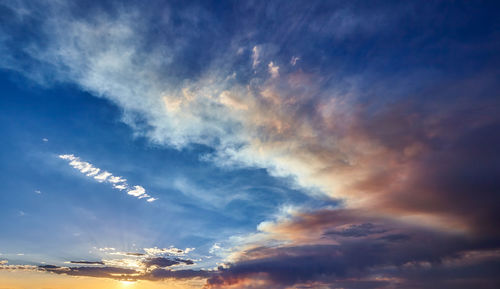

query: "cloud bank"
(0, 246), (209, 282)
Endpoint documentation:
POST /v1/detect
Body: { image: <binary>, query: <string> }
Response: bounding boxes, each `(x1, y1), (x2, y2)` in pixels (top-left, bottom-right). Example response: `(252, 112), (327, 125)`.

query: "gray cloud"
(69, 260), (105, 265)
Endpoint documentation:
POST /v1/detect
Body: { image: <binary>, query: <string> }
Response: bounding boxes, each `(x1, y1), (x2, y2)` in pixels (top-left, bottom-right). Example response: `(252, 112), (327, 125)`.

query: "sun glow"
(120, 280), (136, 287)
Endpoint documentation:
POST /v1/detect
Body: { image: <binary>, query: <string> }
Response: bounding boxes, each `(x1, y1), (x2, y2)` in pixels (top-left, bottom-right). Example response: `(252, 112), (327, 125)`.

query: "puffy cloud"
(59, 154), (156, 202)
(144, 247), (195, 257)
(127, 185), (146, 197)
(267, 62), (279, 78)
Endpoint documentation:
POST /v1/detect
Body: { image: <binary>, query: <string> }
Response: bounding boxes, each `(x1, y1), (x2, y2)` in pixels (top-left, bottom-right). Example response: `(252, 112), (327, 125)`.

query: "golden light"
(120, 280), (136, 287)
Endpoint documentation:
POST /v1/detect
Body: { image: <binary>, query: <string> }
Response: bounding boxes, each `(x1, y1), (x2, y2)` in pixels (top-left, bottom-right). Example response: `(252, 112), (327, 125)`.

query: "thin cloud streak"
(59, 154), (157, 202)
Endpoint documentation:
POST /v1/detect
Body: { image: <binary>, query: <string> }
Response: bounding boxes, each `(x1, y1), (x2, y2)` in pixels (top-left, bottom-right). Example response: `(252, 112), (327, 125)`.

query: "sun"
(120, 280), (136, 287)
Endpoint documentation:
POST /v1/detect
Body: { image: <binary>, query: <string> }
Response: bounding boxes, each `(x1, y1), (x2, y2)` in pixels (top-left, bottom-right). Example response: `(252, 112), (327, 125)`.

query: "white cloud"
(94, 171), (112, 182)
(144, 246), (194, 256)
(42, 138), (49, 142)
(127, 185), (146, 197)
(109, 176), (127, 183)
(59, 154), (156, 202)
(99, 247), (116, 252)
(268, 61), (279, 78)
(113, 184), (127, 190)
(252, 45), (261, 68)
(209, 243), (221, 254)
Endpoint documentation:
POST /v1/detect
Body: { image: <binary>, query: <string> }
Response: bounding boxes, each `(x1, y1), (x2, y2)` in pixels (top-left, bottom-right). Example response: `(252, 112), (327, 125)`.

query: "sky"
(0, 0), (499, 288)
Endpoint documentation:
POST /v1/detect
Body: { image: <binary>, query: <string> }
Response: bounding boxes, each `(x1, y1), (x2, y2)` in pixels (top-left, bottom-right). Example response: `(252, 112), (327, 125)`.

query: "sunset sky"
(1, 1), (499, 288)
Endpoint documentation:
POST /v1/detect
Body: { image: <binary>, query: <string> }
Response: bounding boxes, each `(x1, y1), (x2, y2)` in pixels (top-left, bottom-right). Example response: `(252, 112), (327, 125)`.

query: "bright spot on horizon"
(120, 280), (136, 287)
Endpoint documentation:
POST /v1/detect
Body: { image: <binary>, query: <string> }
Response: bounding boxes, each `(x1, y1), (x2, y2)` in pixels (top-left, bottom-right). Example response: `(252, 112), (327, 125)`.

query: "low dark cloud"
(39, 265), (138, 279)
(125, 252), (145, 256)
(141, 257), (194, 268)
(35, 263), (211, 281)
(205, 209), (500, 289)
(69, 260), (105, 265)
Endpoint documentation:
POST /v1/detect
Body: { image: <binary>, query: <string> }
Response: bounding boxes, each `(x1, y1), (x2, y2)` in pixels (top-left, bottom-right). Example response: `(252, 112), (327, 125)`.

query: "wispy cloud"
(251, 46), (261, 69)
(59, 154), (157, 202)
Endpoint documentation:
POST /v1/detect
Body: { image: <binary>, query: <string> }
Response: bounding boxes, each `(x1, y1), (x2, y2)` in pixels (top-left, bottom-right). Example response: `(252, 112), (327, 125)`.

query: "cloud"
(96, 246), (197, 270)
(35, 264), (212, 281)
(39, 265), (139, 279)
(142, 257), (194, 268)
(69, 261), (105, 265)
(252, 46), (261, 69)
(59, 154), (156, 202)
(204, 208), (500, 289)
(267, 62), (279, 78)
(143, 247), (195, 257)
(127, 185), (146, 197)
(0, 253), (207, 282)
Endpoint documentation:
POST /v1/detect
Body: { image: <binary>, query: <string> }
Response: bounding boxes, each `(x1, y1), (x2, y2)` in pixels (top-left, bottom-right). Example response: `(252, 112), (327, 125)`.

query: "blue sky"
(0, 70), (321, 267)
(0, 1), (499, 288)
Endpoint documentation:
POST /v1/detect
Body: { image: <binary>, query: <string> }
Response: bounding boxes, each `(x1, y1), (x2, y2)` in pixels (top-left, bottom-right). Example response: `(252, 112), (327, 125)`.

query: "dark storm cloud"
(205, 209), (500, 289)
